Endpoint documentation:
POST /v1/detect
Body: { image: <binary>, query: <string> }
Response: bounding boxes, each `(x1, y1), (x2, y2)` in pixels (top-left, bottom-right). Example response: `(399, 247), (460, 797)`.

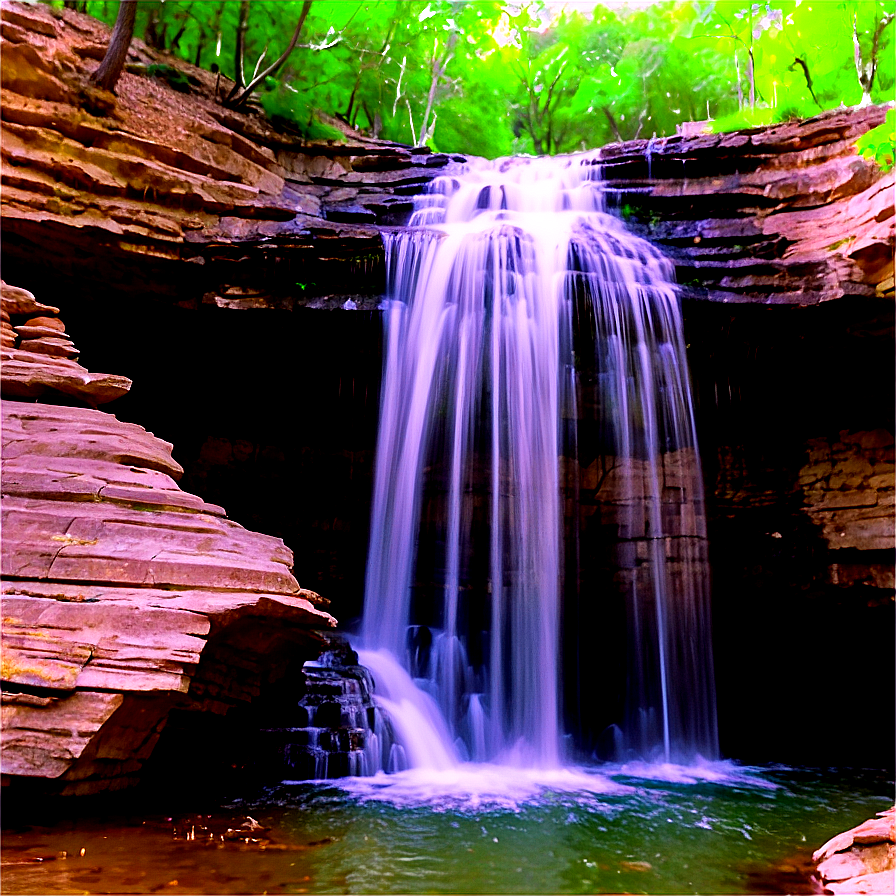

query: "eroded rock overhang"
(0, 1), (463, 312)
(1, 281), (337, 795)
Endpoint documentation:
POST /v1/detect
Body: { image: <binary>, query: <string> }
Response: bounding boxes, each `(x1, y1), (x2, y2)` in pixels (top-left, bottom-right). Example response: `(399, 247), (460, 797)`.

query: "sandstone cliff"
(1, 282), (335, 795)
(599, 107), (894, 305)
(0, 0), (892, 780)
(1, 1), (892, 310)
(0, 0), (460, 311)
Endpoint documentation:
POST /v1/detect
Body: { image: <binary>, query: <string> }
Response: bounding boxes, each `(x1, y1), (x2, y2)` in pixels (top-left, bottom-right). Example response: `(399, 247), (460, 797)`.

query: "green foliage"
(48, 0), (896, 157)
(259, 80), (345, 141)
(856, 108), (896, 171)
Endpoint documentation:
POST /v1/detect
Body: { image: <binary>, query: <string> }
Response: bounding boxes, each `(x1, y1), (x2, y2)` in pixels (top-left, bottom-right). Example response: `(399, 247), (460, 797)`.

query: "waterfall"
(360, 154), (717, 771)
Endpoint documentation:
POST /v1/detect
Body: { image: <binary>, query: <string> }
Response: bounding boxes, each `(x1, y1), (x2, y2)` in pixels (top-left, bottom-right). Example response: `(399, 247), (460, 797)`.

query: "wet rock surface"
(814, 807), (896, 895)
(257, 636), (397, 780)
(0, 282), (336, 795)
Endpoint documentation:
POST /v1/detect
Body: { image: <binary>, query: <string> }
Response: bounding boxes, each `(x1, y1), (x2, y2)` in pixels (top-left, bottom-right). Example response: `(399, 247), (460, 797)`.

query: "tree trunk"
(89, 0), (137, 93)
(226, 0), (313, 109)
(419, 33), (457, 146)
(791, 57), (821, 109)
(853, 11), (894, 107)
(734, 50), (743, 111)
(602, 106), (623, 143)
(748, 47), (755, 111)
(235, 1), (251, 89)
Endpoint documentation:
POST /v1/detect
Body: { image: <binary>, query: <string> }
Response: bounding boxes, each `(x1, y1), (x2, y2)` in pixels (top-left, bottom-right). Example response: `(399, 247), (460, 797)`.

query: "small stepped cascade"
(260, 640), (405, 779)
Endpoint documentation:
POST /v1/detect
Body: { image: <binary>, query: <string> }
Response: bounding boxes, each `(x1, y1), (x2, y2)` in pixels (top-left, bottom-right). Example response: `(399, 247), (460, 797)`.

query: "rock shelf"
(1, 282), (335, 795)
(814, 806), (896, 895)
(599, 106), (895, 306)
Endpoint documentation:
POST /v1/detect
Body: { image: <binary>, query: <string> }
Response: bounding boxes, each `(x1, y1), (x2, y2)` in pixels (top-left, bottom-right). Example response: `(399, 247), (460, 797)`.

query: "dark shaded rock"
(323, 204), (378, 224)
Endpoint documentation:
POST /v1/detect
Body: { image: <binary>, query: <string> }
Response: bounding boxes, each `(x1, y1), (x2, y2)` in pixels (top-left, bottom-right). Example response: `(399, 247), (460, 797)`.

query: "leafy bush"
(856, 108), (896, 172)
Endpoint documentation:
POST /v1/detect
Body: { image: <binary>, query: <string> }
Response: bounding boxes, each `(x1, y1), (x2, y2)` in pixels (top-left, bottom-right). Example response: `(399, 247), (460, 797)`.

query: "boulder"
(814, 806), (896, 895)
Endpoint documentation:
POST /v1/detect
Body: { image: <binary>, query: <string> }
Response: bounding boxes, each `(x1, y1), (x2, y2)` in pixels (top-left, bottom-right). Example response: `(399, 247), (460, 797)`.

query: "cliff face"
(0, 1), (459, 311)
(2, 2), (892, 311)
(0, 2), (893, 774)
(599, 107), (894, 306)
(1, 282), (335, 795)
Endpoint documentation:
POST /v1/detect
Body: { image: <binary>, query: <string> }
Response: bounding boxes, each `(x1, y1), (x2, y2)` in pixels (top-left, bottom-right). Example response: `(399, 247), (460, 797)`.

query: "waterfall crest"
(361, 155), (717, 770)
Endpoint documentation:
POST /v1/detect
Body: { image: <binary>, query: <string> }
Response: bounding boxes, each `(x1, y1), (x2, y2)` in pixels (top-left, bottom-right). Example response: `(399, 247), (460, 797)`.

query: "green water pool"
(2, 763), (892, 895)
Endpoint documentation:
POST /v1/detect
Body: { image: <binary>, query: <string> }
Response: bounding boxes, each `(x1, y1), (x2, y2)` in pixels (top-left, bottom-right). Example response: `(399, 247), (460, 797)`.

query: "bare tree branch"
(226, 0), (314, 109)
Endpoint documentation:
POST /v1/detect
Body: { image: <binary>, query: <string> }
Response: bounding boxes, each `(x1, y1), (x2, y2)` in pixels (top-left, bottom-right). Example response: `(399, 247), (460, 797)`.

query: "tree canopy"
(55, 0), (896, 157)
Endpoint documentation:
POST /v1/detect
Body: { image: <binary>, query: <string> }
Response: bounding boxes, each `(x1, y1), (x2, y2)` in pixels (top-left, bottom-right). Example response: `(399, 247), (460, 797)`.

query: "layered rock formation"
(814, 806), (896, 895)
(2, 2), (891, 312)
(0, 0), (892, 785)
(800, 429), (895, 587)
(599, 106), (895, 305)
(0, 1), (461, 311)
(1, 282), (335, 795)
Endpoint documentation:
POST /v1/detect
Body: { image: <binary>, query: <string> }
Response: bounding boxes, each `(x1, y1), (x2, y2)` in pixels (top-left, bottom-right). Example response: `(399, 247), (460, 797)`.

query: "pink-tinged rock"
(0, 285), (336, 794)
(17, 336), (79, 358)
(853, 816), (896, 846)
(825, 871), (896, 895)
(1, 691), (124, 778)
(820, 852), (876, 882)
(15, 324), (70, 340)
(21, 315), (65, 332)
(2, 319), (17, 345)
(3, 594), (208, 693)
(1, 353), (131, 405)
(0, 280), (59, 316)
(2, 404), (182, 477)
(815, 808), (896, 896)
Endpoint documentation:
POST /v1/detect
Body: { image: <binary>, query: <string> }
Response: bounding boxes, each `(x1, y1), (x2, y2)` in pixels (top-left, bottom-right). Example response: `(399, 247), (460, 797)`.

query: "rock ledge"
(1, 282), (335, 795)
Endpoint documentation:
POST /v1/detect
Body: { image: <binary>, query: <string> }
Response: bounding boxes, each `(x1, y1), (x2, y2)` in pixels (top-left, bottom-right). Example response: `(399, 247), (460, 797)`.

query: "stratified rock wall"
(2, 2), (891, 311)
(1, 282), (335, 795)
(599, 107), (895, 306)
(800, 429), (895, 567)
(0, 1), (460, 310)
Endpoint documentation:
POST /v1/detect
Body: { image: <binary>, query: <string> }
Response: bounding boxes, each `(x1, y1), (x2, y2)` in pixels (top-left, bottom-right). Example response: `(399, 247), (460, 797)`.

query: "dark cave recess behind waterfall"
(50, 287), (895, 770)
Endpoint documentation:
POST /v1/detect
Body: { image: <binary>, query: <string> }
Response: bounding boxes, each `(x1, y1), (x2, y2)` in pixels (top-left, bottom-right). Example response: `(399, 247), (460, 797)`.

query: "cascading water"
(359, 154), (717, 773)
